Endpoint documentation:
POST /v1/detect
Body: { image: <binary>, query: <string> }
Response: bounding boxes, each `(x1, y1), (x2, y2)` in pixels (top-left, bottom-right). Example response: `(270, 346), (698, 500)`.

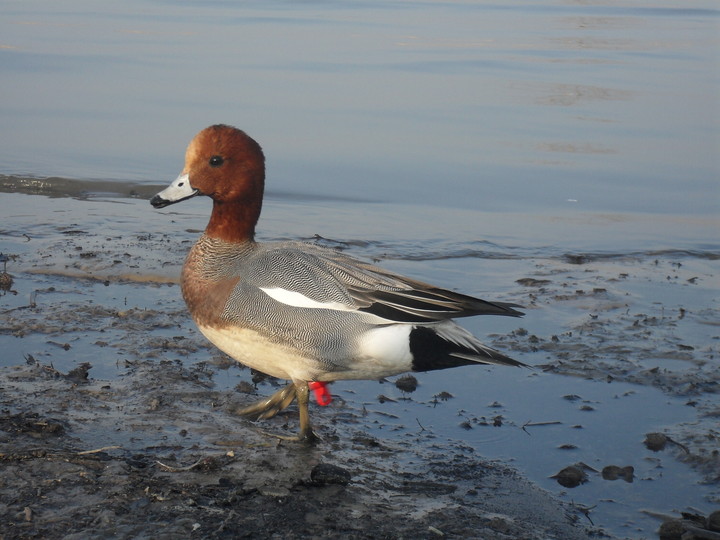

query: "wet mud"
(503, 255), (720, 489)
(1, 186), (718, 538)
(0, 356), (594, 539)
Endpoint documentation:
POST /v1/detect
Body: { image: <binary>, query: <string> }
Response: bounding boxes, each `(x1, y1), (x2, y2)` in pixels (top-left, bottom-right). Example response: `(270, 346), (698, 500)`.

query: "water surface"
(1, 0), (718, 213)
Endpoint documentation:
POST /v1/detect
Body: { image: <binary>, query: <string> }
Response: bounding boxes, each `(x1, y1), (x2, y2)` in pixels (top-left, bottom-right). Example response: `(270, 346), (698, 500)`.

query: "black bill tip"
(150, 195), (171, 208)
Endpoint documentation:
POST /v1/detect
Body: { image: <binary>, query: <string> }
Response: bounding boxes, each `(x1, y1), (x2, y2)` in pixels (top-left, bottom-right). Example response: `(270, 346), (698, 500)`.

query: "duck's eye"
(209, 155), (224, 168)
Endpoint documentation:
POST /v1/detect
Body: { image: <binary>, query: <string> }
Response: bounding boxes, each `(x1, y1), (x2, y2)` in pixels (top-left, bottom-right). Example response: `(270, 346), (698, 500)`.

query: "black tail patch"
(409, 326), (482, 372)
(409, 325), (523, 372)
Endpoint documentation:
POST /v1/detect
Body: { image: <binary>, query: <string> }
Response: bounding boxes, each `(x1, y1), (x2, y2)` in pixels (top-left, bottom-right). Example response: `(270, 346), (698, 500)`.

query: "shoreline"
(1, 188), (718, 538)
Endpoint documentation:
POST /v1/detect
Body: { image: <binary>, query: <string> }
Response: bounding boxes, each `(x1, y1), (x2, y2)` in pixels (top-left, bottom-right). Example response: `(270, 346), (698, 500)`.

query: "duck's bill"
(150, 173), (199, 208)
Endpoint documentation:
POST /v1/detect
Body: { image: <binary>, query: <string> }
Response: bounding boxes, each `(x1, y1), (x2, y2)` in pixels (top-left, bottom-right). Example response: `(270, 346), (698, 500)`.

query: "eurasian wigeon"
(151, 124), (524, 442)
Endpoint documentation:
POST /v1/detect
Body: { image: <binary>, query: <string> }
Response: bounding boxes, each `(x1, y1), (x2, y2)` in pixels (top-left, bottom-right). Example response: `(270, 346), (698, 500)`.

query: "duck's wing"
(247, 243), (523, 324)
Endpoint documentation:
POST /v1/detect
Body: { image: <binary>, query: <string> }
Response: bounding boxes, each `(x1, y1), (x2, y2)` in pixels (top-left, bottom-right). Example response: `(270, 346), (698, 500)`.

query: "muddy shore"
(1, 357), (594, 540)
(1, 187), (718, 538)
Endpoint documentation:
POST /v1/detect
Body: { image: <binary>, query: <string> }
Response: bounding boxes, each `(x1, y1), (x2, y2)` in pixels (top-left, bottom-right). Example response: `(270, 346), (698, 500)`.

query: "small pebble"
(395, 374), (418, 393)
(552, 465), (588, 488)
(644, 432), (668, 451)
(601, 465), (634, 483)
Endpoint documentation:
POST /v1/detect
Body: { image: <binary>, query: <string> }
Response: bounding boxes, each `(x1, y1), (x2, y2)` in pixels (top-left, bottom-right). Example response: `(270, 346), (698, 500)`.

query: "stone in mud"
(644, 432), (668, 451)
(601, 465), (634, 483)
(395, 374), (418, 394)
(310, 463), (352, 486)
(66, 362), (92, 382)
(658, 519), (684, 540)
(708, 510), (720, 532)
(551, 464), (595, 488)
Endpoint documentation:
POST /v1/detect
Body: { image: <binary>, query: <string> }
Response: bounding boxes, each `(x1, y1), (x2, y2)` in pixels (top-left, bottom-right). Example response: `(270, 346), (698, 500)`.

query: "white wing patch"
(259, 287), (353, 312)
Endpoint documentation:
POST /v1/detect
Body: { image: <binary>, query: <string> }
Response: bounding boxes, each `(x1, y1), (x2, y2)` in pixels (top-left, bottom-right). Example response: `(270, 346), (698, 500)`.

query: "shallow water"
(1, 0), (719, 537)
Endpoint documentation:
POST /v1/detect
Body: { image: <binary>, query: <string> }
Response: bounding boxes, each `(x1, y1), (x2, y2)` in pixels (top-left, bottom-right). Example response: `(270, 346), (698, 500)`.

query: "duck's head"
(151, 124), (265, 208)
(151, 124), (266, 241)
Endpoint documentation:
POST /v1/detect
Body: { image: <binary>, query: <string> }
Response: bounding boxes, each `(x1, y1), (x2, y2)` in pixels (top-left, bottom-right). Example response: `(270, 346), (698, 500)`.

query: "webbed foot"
(233, 381), (320, 444)
(232, 383), (297, 420)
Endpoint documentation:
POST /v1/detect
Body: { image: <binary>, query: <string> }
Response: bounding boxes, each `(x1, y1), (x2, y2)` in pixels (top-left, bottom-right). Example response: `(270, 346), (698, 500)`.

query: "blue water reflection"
(1, 0), (718, 214)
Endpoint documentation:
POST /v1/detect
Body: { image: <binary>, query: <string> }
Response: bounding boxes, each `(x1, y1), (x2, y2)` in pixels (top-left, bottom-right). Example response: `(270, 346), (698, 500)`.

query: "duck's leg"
(233, 382), (297, 420)
(294, 380), (320, 443)
(233, 381), (320, 443)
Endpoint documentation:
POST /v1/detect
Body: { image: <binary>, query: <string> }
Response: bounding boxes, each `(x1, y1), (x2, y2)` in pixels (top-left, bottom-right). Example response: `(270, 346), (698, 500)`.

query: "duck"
(151, 124), (524, 442)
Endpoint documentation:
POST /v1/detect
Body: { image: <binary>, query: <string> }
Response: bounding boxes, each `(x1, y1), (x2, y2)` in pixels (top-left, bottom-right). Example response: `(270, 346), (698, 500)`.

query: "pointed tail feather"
(409, 322), (526, 372)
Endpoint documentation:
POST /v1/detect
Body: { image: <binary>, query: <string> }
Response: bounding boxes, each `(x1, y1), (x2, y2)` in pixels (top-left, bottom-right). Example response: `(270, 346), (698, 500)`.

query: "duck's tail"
(409, 321), (526, 372)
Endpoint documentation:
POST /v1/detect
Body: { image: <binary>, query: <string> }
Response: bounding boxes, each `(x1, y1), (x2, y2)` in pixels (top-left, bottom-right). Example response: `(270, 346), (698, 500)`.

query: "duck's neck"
(205, 199), (260, 243)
